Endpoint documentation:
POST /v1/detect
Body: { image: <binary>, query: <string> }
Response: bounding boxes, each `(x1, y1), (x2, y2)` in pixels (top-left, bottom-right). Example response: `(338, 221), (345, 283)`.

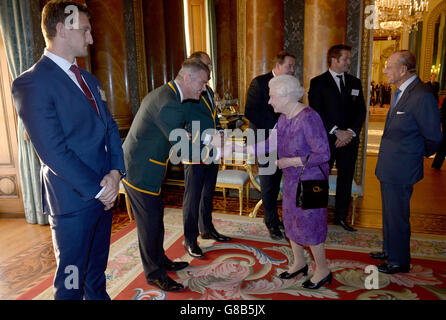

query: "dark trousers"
(432, 125), (446, 169)
(329, 139), (359, 221)
(48, 202), (112, 300)
(258, 164), (282, 229)
(123, 185), (170, 281)
(380, 182), (413, 267)
(182, 163), (219, 245)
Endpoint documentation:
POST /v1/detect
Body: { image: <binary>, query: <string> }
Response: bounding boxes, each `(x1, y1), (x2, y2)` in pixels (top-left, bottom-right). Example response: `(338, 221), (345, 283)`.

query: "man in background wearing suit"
(372, 50), (442, 274)
(11, 1), (125, 299)
(122, 59), (210, 292)
(432, 98), (446, 170)
(182, 52), (231, 260)
(309, 44), (366, 232)
(244, 51), (296, 240)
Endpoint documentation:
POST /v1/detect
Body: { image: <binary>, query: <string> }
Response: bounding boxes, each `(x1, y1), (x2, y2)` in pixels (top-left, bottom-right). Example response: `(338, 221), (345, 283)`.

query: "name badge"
(351, 89), (359, 96)
(98, 87), (107, 101)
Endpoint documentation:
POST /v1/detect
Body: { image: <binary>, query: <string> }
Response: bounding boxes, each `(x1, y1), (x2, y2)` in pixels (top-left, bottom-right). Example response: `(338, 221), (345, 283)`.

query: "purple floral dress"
(278, 107), (330, 245)
(258, 107), (330, 245)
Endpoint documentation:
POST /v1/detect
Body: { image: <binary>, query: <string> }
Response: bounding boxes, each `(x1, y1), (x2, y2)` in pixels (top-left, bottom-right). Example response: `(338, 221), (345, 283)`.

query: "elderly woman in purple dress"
(248, 74), (332, 289)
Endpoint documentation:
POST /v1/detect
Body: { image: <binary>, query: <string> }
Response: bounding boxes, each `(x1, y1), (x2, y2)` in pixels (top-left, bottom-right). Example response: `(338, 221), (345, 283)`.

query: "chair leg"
(246, 184), (250, 211)
(250, 199), (263, 218)
(222, 187), (226, 203)
(124, 193), (132, 221)
(239, 188), (243, 215)
(351, 194), (358, 225)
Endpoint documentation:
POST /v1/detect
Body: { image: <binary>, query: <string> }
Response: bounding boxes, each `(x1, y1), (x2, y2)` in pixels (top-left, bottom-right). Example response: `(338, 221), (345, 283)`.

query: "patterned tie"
(390, 88), (401, 111)
(336, 75), (346, 95)
(69, 64), (99, 115)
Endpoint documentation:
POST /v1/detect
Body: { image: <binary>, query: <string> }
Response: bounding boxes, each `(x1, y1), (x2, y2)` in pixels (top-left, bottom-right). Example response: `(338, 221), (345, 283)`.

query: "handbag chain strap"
(297, 155), (328, 185)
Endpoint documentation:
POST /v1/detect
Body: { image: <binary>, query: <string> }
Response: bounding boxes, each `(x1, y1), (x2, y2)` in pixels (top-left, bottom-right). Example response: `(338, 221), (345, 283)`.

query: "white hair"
(268, 74), (305, 100)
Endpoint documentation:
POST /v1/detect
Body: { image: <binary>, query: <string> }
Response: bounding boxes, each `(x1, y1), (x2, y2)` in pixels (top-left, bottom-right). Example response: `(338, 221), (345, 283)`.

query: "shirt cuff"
(329, 125), (338, 135)
(347, 128), (356, 137)
(203, 133), (212, 146)
(95, 186), (106, 199)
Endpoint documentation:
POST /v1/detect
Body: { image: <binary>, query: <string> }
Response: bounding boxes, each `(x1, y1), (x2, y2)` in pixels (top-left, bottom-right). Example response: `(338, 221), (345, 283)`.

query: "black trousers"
(380, 182), (413, 267)
(329, 138), (359, 221)
(258, 164), (282, 229)
(123, 185), (171, 281)
(182, 163), (219, 245)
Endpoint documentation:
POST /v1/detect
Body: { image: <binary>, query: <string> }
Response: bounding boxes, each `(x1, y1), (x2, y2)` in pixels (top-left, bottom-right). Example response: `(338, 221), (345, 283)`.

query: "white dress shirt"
(328, 68), (356, 137)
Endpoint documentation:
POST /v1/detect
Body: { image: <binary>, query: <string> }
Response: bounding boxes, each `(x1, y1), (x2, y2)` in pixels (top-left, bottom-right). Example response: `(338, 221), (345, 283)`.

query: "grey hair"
(269, 74), (305, 100)
(176, 58), (210, 81)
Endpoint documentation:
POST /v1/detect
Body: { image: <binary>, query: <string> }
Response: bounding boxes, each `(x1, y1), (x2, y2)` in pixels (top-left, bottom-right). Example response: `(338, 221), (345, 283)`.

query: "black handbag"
(296, 155), (329, 210)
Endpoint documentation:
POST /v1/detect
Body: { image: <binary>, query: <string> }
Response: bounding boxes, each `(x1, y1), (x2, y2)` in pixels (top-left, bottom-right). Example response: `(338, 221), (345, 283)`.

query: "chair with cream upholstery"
(215, 153), (250, 215)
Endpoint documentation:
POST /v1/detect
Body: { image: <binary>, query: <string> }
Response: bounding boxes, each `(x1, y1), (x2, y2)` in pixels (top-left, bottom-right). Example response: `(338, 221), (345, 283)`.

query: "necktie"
(390, 88), (401, 110)
(336, 75), (346, 95)
(69, 64), (99, 115)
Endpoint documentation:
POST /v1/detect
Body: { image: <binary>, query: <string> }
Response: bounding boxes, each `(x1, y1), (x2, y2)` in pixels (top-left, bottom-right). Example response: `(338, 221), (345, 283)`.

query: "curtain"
(207, 0), (218, 91)
(0, 0), (47, 225)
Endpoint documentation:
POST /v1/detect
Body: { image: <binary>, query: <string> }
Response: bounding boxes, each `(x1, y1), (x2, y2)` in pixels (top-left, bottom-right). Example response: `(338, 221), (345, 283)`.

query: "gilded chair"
(118, 181), (133, 221)
(215, 152), (250, 215)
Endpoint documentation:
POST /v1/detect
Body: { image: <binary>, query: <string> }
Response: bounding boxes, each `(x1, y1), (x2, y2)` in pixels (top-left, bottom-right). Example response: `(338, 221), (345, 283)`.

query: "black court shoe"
(279, 264), (308, 279)
(302, 272), (333, 289)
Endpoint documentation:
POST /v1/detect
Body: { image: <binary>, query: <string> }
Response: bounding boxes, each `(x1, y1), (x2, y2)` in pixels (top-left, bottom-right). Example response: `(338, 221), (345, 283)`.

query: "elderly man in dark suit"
(12, 1), (125, 299)
(308, 44), (366, 232)
(122, 59), (210, 292)
(244, 51), (296, 240)
(372, 50), (442, 274)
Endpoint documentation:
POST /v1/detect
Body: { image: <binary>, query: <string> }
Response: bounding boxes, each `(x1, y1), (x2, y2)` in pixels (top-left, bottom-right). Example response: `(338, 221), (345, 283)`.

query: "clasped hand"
(335, 130), (354, 148)
(98, 170), (121, 211)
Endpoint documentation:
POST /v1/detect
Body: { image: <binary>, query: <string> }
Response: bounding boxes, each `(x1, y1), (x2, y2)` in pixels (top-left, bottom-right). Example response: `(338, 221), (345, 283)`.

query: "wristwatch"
(333, 128), (339, 135)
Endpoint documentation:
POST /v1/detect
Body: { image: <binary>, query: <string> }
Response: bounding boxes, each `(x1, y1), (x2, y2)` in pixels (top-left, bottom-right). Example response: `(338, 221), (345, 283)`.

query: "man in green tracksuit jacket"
(182, 52), (231, 260)
(122, 58), (210, 292)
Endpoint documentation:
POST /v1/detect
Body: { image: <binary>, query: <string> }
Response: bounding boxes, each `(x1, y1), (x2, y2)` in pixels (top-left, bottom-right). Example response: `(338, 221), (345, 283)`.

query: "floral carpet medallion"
(19, 208), (446, 300)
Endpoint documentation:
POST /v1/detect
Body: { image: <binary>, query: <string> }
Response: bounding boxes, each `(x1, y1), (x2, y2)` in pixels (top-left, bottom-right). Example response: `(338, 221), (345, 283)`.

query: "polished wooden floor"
(0, 154), (445, 299)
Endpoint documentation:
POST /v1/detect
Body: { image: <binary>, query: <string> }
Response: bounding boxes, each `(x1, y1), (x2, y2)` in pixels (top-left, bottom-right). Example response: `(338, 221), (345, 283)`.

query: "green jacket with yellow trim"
(122, 81), (185, 195)
(182, 85), (222, 164)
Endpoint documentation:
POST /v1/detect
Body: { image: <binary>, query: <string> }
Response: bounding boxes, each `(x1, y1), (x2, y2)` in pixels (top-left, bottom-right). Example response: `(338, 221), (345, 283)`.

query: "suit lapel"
(324, 71), (343, 99)
(384, 77), (420, 132)
(81, 70), (107, 124)
(42, 56), (105, 124)
(388, 77), (420, 120)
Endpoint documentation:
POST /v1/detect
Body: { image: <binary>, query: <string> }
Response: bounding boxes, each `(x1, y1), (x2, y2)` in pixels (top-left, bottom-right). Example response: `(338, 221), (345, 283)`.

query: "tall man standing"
(11, 0), (125, 299)
(372, 50), (442, 274)
(182, 52), (231, 259)
(309, 44), (366, 232)
(244, 51), (296, 240)
(122, 59), (210, 292)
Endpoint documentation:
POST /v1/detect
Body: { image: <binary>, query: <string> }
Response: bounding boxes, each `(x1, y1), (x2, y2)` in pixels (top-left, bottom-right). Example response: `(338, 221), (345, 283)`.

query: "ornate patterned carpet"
(18, 208), (446, 300)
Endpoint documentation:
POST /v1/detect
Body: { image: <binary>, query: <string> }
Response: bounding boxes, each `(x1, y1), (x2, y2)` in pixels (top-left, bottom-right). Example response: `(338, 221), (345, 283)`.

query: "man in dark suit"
(432, 98), (446, 170)
(122, 59), (210, 292)
(244, 51), (296, 240)
(181, 52), (231, 259)
(372, 50), (442, 274)
(309, 44), (366, 232)
(426, 73), (440, 103)
(11, 1), (125, 300)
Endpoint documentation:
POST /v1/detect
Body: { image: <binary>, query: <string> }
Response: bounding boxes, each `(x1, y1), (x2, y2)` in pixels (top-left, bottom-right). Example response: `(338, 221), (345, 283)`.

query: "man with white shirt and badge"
(309, 44), (366, 232)
(372, 50), (442, 274)
(11, 0), (125, 299)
